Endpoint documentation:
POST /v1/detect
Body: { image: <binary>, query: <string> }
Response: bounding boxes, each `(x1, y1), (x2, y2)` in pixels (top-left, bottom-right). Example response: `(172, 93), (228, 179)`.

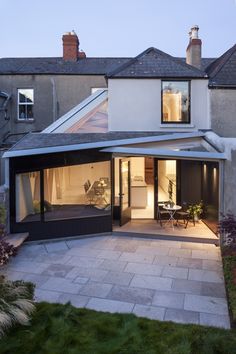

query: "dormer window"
(162, 81), (190, 124)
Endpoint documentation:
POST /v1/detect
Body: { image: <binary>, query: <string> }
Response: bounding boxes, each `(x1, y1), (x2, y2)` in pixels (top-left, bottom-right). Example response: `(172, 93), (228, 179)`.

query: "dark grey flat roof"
(4, 132), (206, 158)
(9, 132), (169, 151)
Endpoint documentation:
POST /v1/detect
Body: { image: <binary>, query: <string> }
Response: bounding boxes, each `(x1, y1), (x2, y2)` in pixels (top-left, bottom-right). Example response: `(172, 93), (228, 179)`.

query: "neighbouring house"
(1, 26), (236, 241)
(0, 31), (130, 182)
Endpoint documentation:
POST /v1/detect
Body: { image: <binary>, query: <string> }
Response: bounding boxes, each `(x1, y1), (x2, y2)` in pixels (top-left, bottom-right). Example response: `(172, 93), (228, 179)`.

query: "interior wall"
(130, 157), (145, 180)
(48, 162), (110, 205)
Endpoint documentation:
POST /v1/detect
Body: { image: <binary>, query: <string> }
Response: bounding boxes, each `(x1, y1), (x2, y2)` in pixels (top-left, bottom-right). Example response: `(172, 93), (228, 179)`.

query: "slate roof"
(9, 132), (169, 151)
(107, 47), (206, 78)
(177, 57), (216, 71)
(205, 44), (236, 87)
(0, 57), (131, 75)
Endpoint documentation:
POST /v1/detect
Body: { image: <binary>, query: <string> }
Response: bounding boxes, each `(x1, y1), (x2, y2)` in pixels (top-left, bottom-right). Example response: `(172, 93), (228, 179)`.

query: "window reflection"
(15, 171), (40, 222)
(43, 161), (111, 221)
(162, 81), (190, 123)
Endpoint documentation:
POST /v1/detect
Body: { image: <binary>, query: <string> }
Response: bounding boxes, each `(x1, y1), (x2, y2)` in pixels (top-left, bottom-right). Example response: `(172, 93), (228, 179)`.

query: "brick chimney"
(186, 25), (202, 70)
(62, 31), (86, 61)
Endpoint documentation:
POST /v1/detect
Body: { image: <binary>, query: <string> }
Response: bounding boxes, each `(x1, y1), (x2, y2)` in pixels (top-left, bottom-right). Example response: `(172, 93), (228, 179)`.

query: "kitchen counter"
(131, 180), (148, 208)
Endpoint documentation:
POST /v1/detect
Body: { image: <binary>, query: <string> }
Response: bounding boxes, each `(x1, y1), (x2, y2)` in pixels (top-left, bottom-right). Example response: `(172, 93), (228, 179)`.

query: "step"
(112, 231), (219, 246)
(4, 232), (29, 248)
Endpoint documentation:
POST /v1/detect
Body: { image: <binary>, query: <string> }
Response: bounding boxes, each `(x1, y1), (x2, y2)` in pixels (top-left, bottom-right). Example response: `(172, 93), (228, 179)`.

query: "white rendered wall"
(108, 79), (210, 131)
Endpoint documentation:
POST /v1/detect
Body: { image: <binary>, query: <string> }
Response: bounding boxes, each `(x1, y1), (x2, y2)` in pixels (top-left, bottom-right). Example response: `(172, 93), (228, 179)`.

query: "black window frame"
(161, 80), (191, 124)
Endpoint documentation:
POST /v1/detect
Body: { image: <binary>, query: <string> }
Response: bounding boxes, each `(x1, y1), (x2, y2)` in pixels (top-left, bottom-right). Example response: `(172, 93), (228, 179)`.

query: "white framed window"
(17, 89), (34, 120)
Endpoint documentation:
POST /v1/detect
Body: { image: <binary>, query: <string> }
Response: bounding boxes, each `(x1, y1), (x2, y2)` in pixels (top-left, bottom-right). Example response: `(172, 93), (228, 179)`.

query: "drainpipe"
(219, 160), (225, 247)
(50, 78), (57, 122)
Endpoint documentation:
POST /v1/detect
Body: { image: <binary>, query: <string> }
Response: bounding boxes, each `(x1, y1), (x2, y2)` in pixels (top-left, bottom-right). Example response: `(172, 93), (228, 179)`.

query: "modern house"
(1, 26), (236, 241)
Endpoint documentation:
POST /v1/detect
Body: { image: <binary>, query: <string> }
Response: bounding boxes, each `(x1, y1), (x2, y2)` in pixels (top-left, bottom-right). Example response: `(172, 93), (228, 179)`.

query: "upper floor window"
(18, 89), (34, 120)
(162, 81), (190, 124)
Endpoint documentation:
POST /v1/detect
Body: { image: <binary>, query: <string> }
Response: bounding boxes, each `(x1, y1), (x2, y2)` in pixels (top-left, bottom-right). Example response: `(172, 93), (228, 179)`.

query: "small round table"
(163, 205), (182, 229)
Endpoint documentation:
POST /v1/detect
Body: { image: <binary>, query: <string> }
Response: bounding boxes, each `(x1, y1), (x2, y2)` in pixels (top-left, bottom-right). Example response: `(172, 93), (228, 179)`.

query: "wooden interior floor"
(113, 219), (218, 240)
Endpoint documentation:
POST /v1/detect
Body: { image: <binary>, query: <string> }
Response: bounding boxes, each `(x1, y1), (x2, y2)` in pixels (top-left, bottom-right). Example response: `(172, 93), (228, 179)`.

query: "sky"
(0, 0), (236, 59)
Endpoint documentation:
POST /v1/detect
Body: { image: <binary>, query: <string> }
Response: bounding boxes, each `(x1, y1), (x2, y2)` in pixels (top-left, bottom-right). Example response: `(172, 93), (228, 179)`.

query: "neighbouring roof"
(178, 57), (216, 71)
(1, 45), (235, 85)
(0, 52), (215, 77)
(107, 47), (207, 78)
(206, 44), (236, 87)
(0, 57), (131, 75)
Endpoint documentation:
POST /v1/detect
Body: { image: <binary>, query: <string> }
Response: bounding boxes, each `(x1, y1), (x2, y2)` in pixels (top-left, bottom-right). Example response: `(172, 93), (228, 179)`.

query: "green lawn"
(223, 255), (236, 325)
(0, 302), (236, 354)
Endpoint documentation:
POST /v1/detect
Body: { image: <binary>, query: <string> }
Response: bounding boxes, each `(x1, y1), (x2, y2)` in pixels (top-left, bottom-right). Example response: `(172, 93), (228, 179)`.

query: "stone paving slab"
(7, 260), (49, 274)
(103, 271), (134, 286)
(153, 255), (179, 267)
(184, 294), (228, 315)
(135, 245), (170, 256)
(35, 253), (72, 265)
(192, 250), (220, 261)
(58, 293), (89, 308)
(34, 288), (62, 303)
(199, 313), (231, 329)
(133, 304), (165, 321)
(41, 276), (83, 294)
(165, 308), (199, 325)
(130, 274), (172, 291)
(119, 252), (155, 264)
(45, 241), (69, 253)
(171, 279), (202, 295)
(162, 265), (188, 280)
(107, 285), (155, 305)
(124, 262), (163, 276)
(66, 256), (104, 268)
(99, 259), (128, 272)
(1, 235), (230, 329)
(79, 282), (113, 298)
(86, 298), (134, 314)
(188, 269), (224, 283)
(66, 267), (108, 282)
(42, 264), (74, 278)
(152, 290), (185, 310)
(177, 257), (203, 269)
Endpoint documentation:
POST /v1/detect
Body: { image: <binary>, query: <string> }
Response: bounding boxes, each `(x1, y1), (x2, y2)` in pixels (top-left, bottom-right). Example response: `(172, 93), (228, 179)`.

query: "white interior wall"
(49, 162), (110, 205)
(130, 157), (145, 180)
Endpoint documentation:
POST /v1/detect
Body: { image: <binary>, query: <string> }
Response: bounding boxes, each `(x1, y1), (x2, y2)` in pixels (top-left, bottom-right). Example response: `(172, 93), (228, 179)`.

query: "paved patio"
(0, 235), (230, 329)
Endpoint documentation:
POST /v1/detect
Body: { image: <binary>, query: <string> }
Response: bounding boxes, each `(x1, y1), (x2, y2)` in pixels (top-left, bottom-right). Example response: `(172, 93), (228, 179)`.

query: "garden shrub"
(0, 276), (35, 337)
(219, 213), (236, 247)
(0, 240), (17, 266)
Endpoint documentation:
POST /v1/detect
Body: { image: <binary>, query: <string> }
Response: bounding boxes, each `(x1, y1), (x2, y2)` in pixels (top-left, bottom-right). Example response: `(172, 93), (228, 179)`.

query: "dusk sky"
(0, 0), (236, 59)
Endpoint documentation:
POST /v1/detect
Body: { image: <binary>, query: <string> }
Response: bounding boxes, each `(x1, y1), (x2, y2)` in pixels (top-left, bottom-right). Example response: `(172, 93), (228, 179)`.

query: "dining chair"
(176, 202), (195, 228)
(157, 204), (169, 227)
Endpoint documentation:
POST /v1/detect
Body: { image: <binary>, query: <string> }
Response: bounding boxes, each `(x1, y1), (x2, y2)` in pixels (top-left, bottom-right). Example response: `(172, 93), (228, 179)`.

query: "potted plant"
(187, 201), (203, 221)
